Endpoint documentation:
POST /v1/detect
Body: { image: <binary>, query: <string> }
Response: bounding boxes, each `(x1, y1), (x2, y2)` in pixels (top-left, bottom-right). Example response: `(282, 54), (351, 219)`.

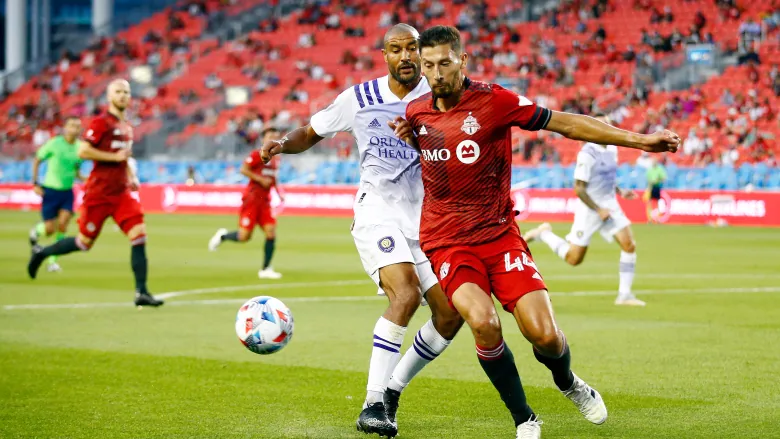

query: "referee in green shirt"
(29, 117), (85, 272)
(643, 157), (667, 223)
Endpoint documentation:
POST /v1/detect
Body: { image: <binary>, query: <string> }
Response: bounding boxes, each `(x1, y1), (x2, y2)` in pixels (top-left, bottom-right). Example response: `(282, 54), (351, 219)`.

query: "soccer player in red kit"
(27, 79), (164, 307)
(395, 26), (680, 438)
(208, 127), (284, 279)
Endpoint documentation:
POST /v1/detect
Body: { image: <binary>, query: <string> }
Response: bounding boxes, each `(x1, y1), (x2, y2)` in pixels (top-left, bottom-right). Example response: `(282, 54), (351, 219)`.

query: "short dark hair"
(419, 26), (462, 53)
(262, 126), (280, 136)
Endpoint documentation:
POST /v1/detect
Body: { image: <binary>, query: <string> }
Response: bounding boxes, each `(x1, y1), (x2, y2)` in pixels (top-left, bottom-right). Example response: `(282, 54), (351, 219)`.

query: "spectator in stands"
(298, 33), (315, 48)
(425, 0), (446, 19)
(168, 11), (186, 30)
(650, 7), (662, 24)
(325, 12), (341, 30)
(344, 26), (365, 37)
(284, 78), (308, 103)
(683, 128), (707, 156)
(623, 45), (637, 62)
(662, 5), (674, 22)
(739, 48), (761, 66)
(205, 73), (223, 90)
(739, 17), (762, 46)
(694, 11), (707, 31)
(670, 28), (685, 47)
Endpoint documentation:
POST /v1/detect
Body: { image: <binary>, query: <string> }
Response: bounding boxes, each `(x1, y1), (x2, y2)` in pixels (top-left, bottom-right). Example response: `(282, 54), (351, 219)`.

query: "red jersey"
(83, 112), (134, 198)
(406, 79), (551, 252)
(243, 150), (279, 202)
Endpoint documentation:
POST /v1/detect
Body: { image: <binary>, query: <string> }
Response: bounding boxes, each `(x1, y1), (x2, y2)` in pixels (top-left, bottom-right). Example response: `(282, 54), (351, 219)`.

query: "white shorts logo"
(456, 140), (480, 164)
(439, 262), (450, 279)
(241, 217), (251, 227)
(86, 222), (96, 232)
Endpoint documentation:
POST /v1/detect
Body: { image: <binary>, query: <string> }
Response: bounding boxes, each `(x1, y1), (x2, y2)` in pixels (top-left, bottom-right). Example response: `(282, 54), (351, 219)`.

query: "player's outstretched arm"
(545, 111), (681, 153)
(260, 125), (324, 163)
(77, 141), (129, 162)
(240, 163), (273, 189)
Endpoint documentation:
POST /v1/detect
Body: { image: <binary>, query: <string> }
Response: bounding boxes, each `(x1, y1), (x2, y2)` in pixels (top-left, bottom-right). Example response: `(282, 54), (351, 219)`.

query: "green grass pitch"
(1, 210), (779, 438)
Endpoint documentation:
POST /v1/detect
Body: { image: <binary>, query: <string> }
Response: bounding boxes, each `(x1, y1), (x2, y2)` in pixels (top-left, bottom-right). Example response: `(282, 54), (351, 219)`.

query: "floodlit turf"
(1, 210), (779, 438)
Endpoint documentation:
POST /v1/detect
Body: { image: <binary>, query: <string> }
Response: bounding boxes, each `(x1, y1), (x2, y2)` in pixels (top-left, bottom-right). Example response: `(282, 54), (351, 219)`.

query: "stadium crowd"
(1, 0), (778, 171)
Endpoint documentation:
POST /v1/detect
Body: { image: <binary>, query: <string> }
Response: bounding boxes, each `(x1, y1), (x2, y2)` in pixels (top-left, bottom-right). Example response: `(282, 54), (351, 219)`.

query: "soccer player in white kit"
(260, 24), (463, 437)
(524, 116), (646, 306)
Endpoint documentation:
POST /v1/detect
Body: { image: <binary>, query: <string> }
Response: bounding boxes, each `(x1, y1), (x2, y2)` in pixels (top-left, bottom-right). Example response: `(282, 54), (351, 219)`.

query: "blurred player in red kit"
(209, 127), (284, 279)
(27, 79), (164, 308)
(394, 26), (680, 438)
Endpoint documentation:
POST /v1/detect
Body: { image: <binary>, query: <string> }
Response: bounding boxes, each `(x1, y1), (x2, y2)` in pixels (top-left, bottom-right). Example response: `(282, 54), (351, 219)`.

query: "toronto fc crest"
(461, 112), (481, 136)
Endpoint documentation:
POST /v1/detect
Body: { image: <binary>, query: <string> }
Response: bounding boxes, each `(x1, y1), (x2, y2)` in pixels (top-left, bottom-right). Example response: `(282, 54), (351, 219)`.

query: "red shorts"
(239, 199), (275, 230)
(78, 191), (144, 240)
(426, 227), (547, 313)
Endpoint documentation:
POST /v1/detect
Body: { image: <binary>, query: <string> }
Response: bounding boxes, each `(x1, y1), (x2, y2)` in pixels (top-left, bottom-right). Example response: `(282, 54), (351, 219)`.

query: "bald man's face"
(383, 32), (420, 85)
(108, 81), (131, 111)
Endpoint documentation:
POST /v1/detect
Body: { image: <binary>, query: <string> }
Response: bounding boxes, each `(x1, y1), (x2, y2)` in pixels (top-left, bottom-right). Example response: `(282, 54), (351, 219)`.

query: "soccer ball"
(235, 296), (294, 355)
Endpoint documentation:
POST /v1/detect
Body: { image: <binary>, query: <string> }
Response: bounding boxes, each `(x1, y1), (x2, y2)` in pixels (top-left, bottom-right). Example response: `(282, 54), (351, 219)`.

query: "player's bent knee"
(566, 254), (585, 266)
(623, 241), (636, 253)
(127, 223), (146, 241)
(432, 309), (463, 340)
(529, 328), (563, 354)
(238, 229), (253, 242)
(469, 309), (502, 340)
(77, 233), (94, 250)
(390, 286), (422, 317)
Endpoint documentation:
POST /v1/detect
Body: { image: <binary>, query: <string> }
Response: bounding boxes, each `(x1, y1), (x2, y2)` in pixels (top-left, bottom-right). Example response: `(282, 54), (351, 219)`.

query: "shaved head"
(107, 78), (131, 113)
(384, 23), (419, 46)
(382, 23), (421, 86)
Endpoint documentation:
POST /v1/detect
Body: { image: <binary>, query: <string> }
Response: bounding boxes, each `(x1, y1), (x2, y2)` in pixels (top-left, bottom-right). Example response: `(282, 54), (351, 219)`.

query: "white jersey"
(572, 143), (619, 204)
(310, 75), (431, 238)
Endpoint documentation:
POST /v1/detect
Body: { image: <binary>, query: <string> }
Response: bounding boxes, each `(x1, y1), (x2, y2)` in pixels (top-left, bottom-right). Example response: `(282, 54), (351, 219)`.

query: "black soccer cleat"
(27, 245), (46, 279)
(384, 388), (401, 425)
(134, 292), (165, 307)
(356, 402), (397, 438)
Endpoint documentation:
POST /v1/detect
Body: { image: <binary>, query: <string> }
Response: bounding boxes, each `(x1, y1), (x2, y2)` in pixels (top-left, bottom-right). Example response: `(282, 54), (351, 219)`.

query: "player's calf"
(27, 234), (91, 279)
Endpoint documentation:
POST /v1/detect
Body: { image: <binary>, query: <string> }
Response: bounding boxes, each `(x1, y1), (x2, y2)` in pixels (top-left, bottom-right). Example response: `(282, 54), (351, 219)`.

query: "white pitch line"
(156, 279), (372, 300)
(4, 286), (780, 311)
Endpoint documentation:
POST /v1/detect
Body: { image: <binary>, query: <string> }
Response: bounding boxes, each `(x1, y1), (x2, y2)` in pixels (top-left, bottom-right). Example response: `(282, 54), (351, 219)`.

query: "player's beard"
(391, 62), (420, 85)
(431, 83), (454, 99)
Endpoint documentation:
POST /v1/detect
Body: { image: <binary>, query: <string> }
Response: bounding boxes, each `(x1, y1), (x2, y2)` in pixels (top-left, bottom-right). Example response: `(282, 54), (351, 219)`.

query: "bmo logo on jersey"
(456, 140), (480, 164)
(421, 140), (481, 164)
(111, 140), (133, 149)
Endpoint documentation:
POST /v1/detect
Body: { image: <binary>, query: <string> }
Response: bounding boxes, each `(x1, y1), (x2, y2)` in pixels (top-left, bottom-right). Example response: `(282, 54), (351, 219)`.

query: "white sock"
(618, 251), (637, 299)
(365, 317), (407, 406)
(387, 319), (451, 393)
(540, 230), (571, 260)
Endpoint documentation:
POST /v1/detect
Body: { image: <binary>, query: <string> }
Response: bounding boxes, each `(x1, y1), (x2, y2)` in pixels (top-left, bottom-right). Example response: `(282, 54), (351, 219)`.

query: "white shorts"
(566, 199), (631, 247)
(351, 186), (437, 297)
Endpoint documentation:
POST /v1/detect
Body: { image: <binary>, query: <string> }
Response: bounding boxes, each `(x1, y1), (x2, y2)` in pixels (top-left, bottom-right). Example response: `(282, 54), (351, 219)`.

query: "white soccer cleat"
(562, 373), (608, 424)
(258, 267), (282, 280)
(208, 228), (227, 251)
(615, 296), (646, 307)
(47, 262), (62, 273)
(516, 416), (543, 439)
(523, 223), (552, 243)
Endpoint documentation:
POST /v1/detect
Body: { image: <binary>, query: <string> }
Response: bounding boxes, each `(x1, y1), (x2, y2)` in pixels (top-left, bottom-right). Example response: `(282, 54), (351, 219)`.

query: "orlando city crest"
(461, 112), (481, 136)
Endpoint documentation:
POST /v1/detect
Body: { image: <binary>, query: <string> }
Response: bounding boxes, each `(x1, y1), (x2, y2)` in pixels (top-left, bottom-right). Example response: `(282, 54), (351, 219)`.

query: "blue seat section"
(1, 161), (778, 189)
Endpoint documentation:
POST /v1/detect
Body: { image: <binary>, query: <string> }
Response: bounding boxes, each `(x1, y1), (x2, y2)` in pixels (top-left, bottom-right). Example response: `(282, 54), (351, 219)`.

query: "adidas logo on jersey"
(418, 125), (428, 135)
(368, 118), (382, 129)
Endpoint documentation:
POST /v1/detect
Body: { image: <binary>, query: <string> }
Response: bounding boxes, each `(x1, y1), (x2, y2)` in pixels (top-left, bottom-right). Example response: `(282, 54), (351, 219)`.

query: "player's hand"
(620, 189), (637, 200)
(260, 137), (286, 164)
(597, 208), (611, 221)
(388, 117), (416, 146)
(115, 149), (132, 162)
(32, 184), (44, 197)
(641, 129), (681, 154)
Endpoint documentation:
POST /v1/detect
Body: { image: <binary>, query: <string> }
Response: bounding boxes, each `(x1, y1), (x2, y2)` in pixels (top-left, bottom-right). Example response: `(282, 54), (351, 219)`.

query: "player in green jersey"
(29, 117), (85, 272)
(643, 157), (667, 223)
